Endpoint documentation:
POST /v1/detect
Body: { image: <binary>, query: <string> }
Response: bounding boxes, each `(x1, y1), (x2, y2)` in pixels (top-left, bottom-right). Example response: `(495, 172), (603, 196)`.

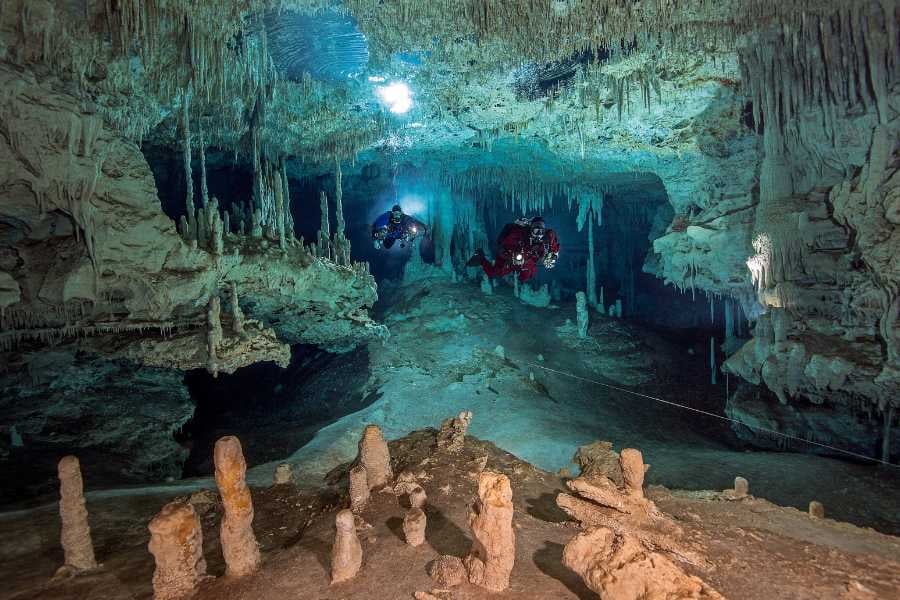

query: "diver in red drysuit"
(467, 216), (560, 283)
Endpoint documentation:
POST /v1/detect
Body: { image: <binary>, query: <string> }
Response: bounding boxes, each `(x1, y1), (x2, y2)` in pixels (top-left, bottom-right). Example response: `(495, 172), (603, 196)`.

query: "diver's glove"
(542, 251), (558, 269)
(373, 227), (388, 240)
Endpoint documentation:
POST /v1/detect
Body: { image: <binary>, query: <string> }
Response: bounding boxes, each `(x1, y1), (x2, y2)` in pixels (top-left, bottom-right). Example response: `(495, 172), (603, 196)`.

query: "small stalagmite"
(428, 555), (466, 587)
(358, 425), (393, 490)
(213, 436), (260, 577)
(57, 455), (97, 571)
(349, 465), (369, 513)
(148, 501), (207, 600)
(273, 463), (293, 486)
(809, 501), (825, 519)
(733, 476), (749, 499)
(331, 509), (363, 584)
(403, 507), (427, 547)
(464, 471), (515, 592)
(620, 448), (646, 499)
(409, 486), (428, 509)
(437, 410), (473, 453)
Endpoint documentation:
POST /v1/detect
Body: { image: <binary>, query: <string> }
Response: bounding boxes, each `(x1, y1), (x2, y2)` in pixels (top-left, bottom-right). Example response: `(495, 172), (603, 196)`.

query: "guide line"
(524, 361), (899, 469)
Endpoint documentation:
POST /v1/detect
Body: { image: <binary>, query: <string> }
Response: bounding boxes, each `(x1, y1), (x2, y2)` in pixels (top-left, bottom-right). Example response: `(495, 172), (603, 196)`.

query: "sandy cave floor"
(1, 277), (900, 599)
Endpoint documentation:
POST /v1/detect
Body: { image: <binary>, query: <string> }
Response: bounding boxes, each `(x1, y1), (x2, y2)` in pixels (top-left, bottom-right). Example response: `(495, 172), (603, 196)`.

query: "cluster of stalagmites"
(558, 444), (725, 599)
(54, 417), (753, 599)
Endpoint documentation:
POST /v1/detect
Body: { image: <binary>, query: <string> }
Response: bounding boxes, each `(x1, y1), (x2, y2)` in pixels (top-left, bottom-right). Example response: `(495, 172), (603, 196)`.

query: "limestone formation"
(403, 507), (427, 547)
(409, 486), (428, 509)
(213, 436), (260, 577)
(428, 555), (466, 587)
(620, 448), (646, 498)
(358, 425), (393, 490)
(464, 471), (515, 592)
(809, 501), (825, 519)
(57, 456), (97, 571)
(148, 501), (207, 600)
(349, 465), (370, 513)
(437, 410), (473, 453)
(563, 527), (724, 600)
(331, 509), (363, 584)
(273, 463), (293, 486)
(574, 440), (624, 486)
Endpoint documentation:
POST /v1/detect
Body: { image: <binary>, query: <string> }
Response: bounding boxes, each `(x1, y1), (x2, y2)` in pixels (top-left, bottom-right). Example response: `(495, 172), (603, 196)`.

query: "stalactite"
(586, 210), (597, 308)
(198, 123), (209, 209)
(181, 86), (194, 230)
(273, 162), (287, 251)
(318, 191), (332, 261)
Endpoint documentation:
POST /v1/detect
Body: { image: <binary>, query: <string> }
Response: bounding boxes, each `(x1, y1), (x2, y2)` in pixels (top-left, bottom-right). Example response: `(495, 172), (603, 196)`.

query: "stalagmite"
(273, 163), (287, 251)
(809, 501), (825, 519)
(148, 501), (207, 600)
(883, 405), (895, 464)
(576, 291), (589, 338)
(409, 486), (427, 509)
(333, 159), (351, 265)
(57, 456), (97, 571)
(198, 125), (209, 209)
(403, 505), (427, 547)
(318, 191), (332, 260)
(358, 425), (392, 490)
(710, 336), (717, 385)
(331, 509), (363, 584)
(273, 463), (293, 485)
(733, 476), (749, 499)
(464, 471), (515, 592)
(213, 436), (260, 577)
(349, 465), (369, 513)
(620, 448), (645, 499)
(230, 282), (245, 337)
(207, 296), (222, 377)
(437, 410), (473, 452)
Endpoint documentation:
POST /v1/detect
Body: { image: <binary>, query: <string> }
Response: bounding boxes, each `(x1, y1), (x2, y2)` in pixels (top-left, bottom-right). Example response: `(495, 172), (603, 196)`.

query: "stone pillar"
(349, 465), (369, 513)
(358, 425), (393, 490)
(464, 471), (515, 592)
(273, 463), (292, 486)
(148, 501), (207, 600)
(58, 456), (97, 570)
(331, 509), (362, 583)
(214, 436), (260, 577)
(809, 501), (825, 518)
(620, 448), (645, 499)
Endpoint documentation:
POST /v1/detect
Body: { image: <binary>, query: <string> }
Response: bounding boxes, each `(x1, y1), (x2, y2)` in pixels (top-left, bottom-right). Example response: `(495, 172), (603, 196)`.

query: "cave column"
(587, 209), (598, 308)
(180, 85), (194, 238)
(884, 405), (895, 464)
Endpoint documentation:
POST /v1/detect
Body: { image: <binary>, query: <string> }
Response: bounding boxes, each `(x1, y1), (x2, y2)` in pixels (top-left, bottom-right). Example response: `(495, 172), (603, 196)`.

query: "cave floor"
(3, 430), (899, 600)
(265, 277), (900, 535)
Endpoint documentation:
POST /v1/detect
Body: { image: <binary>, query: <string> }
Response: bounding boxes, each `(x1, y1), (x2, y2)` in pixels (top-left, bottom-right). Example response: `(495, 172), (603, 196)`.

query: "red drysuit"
(479, 223), (560, 283)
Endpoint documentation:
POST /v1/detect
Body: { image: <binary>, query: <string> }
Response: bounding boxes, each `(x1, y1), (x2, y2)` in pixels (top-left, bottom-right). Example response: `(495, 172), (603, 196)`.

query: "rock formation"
(574, 440), (624, 486)
(148, 501), (207, 600)
(273, 463), (293, 486)
(213, 436), (260, 577)
(563, 527), (724, 600)
(464, 471), (515, 592)
(428, 556), (466, 587)
(575, 291), (589, 338)
(331, 509), (363, 584)
(731, 476), (749, 500)
(57, 456), (97, 571)
(437, 411), (473, 453)
(809, 501), (825, 519)
(619, 448), (647, 498)
(358, 425), (392, 490)
(349, 465), (369, 513)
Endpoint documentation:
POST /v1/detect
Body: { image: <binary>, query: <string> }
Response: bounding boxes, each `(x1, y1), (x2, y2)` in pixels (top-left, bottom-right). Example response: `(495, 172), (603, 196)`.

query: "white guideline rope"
(524, 361), (899, 469)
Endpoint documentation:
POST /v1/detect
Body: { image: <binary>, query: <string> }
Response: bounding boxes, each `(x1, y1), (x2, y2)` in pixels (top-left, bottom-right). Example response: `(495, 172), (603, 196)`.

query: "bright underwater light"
(375, 81), (413, 114)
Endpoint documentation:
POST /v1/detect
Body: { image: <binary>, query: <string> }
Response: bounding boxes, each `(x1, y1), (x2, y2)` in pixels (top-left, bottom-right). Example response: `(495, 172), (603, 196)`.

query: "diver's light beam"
(375, 82), (413, 114)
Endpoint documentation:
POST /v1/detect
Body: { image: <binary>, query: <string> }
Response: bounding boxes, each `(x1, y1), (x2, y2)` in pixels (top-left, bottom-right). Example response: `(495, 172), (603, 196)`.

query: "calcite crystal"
(464, 471), (516, 592)
(57, 456), (97, 571)
(349, 465), (370, 513)
(358, 425), (393, 490)
(331, 509), (363, 583)
(563, 527), (724, 600)
(213, 436), (260, 577)
(148, 501), (207, 600)
(437, 410), (473, 453)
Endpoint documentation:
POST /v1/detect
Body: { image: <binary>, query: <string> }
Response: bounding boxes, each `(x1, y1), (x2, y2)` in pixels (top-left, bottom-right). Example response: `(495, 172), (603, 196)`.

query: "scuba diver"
(371, 204), (428, 249)
(467, 216), (559, 283)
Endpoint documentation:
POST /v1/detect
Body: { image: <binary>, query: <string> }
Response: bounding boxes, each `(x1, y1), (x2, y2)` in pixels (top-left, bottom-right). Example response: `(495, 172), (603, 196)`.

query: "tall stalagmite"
(358, 424), (392, 490)
(464, 471), (516, 592)
(213, 436), (261, 577)
(331, 509), (363, 583)
(148, 501), (207, 600)
(57, 456), (97, 571)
